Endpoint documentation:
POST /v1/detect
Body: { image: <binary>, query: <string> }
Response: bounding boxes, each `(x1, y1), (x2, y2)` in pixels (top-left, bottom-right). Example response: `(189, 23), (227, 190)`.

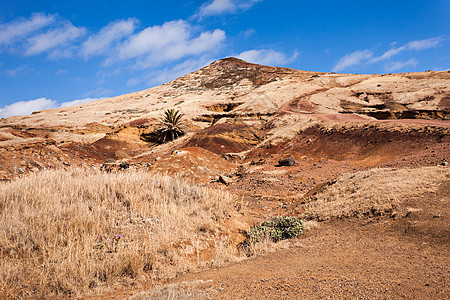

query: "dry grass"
(130, 280), (214, 300)
(305, 166), (449, 220)
(0, 169), (235, 298)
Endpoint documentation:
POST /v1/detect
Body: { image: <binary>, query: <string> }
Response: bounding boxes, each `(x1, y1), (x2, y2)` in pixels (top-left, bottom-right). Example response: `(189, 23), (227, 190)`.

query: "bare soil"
(162, 181), (450, 299)
(0, 58), (448, 298)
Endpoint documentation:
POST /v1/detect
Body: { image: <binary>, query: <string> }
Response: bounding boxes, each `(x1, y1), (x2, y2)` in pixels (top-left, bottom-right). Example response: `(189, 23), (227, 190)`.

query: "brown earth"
(99, 177), (450, 299)
(170, 196), (449, 299)
(0, 58), (449, 298)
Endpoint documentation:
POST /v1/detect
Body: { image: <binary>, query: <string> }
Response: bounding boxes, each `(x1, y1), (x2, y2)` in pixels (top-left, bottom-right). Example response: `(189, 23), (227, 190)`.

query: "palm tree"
(159, 108), (184, 142)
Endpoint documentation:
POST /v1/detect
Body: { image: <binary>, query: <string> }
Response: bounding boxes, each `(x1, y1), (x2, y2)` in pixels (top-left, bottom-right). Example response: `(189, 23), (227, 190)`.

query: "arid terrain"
(0, 58), (449, 299)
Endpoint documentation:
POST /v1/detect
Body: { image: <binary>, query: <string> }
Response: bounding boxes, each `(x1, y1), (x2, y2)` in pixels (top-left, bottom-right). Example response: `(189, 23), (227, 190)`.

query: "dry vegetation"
(130, 280), (214, 300)
(305, 166), (449, 220)
(0, 169), (236, 298)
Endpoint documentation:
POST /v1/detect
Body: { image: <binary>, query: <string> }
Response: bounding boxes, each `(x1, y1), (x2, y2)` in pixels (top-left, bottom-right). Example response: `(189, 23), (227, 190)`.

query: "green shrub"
(249, 216), (304, 243)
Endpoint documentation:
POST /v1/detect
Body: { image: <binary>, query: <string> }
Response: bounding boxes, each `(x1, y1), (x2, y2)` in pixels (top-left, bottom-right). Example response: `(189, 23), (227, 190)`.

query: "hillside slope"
(0, 58), (449, 298)
(0, 58), (448, 181)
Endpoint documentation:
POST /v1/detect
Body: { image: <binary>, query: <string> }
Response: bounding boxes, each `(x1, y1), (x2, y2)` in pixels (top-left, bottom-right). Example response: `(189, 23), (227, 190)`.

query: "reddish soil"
(229, 124), (449, 203)
(168, 181), (449, 299)
(183, 123), (263, 155)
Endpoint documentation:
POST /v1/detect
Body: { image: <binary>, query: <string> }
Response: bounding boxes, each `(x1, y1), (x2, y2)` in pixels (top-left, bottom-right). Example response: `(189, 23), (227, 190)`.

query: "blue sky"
(0, 0), (449, 118)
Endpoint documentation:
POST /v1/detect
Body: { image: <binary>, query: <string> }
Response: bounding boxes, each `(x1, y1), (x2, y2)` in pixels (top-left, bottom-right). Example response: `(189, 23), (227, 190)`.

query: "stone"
(219, 175), (231, 185)
(250, 158), (265, 165)
(278, 156), (295, 166)
(119, 162), (130, 170)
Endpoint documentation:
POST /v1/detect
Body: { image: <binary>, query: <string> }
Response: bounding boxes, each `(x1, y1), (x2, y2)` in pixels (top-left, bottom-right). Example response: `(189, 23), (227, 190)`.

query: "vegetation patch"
(141, 108), (185, 143)
(249, 216), (304, 244)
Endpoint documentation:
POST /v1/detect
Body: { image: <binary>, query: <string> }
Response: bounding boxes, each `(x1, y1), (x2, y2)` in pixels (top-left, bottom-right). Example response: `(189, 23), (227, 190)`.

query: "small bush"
(249, 216), (304, 244)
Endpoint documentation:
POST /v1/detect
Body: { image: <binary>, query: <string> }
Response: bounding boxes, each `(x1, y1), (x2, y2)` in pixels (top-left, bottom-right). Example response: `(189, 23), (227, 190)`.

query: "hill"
(0, 58), (448, 181)
(0, 58), (448, 298)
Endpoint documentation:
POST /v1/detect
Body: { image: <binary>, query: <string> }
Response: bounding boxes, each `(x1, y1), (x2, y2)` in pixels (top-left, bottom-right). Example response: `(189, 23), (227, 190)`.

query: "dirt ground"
(139, 180), (449, 299)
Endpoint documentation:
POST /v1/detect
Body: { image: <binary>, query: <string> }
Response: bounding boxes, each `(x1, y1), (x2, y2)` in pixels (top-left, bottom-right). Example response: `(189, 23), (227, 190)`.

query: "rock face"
(1, 58), (448, 129)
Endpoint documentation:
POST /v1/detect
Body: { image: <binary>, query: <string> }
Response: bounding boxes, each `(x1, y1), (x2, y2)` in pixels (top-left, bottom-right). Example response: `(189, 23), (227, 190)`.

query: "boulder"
(278, 156), (295, 166)
(119, 162), (130, 170)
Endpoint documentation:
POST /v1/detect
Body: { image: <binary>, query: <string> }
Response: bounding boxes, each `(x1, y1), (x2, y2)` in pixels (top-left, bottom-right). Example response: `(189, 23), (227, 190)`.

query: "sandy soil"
(136, 181), (449, 299)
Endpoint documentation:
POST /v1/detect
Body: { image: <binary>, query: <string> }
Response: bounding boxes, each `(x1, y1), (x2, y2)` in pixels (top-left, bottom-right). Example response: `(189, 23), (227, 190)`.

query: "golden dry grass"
(130, 280), (214, 300)
(0, 169), (235, 298)
(305, 166), (449, 220)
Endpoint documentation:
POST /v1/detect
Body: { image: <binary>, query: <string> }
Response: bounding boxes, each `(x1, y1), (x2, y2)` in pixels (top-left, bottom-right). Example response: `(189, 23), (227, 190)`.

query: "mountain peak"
(180, 57), (297, 89)
(210, 57), (258, 67)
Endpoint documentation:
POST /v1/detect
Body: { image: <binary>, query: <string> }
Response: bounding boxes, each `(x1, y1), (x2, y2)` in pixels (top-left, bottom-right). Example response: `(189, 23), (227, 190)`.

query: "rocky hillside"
(0, 58), (448, 181)
(1, 58), (449, 299)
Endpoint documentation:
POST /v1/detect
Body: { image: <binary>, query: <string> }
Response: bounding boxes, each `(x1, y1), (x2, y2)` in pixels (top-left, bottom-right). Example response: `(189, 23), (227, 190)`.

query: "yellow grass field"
(0, 169), (235, 298)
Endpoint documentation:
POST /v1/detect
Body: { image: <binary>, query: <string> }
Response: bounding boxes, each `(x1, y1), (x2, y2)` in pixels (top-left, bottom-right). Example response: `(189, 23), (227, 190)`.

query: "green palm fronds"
(159, 108), (185, 142)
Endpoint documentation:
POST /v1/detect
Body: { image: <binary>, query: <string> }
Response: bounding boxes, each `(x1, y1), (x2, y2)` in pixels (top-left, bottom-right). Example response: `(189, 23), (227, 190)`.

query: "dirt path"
(134, 182), (450, 299)
(170, 222), (448, 299)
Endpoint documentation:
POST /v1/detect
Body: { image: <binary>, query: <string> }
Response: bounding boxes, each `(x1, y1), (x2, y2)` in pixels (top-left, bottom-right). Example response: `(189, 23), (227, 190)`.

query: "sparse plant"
(159, 108), (185, 142)
(249, 216), (304, 244)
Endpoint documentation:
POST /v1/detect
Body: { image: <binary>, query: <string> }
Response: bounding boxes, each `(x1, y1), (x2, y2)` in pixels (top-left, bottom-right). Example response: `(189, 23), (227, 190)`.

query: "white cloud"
(126, 78), (140, 87)
(370, 46), (406, 63)
(407, 36), (443, 50)
(199, 0), (236, 16)
(333, 50), (373, 72)
(370, 36), (444, 64)
(0, 98), (58, 118)
(384, 59), (418, 72)
(81, 19), (136, 58)
(0, 13), (55, 46)
(117, 20), (225, 67)
(60, 97), (107, 107)
(0, 96), (109, 118)
(0, 14), (228, 65)
(197, 0), (261, 17)
(25, 21), (85, 56)
(48, 47), (78, 59)
(4, 65), (29, 77)
(118, 20), (190, 60)
(0, 13), (86, 57)
(241, 28), (255, 39)
(333, 36), (445, 72)
(237, 49), (298, 66)
(82, 87), (113, 97)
